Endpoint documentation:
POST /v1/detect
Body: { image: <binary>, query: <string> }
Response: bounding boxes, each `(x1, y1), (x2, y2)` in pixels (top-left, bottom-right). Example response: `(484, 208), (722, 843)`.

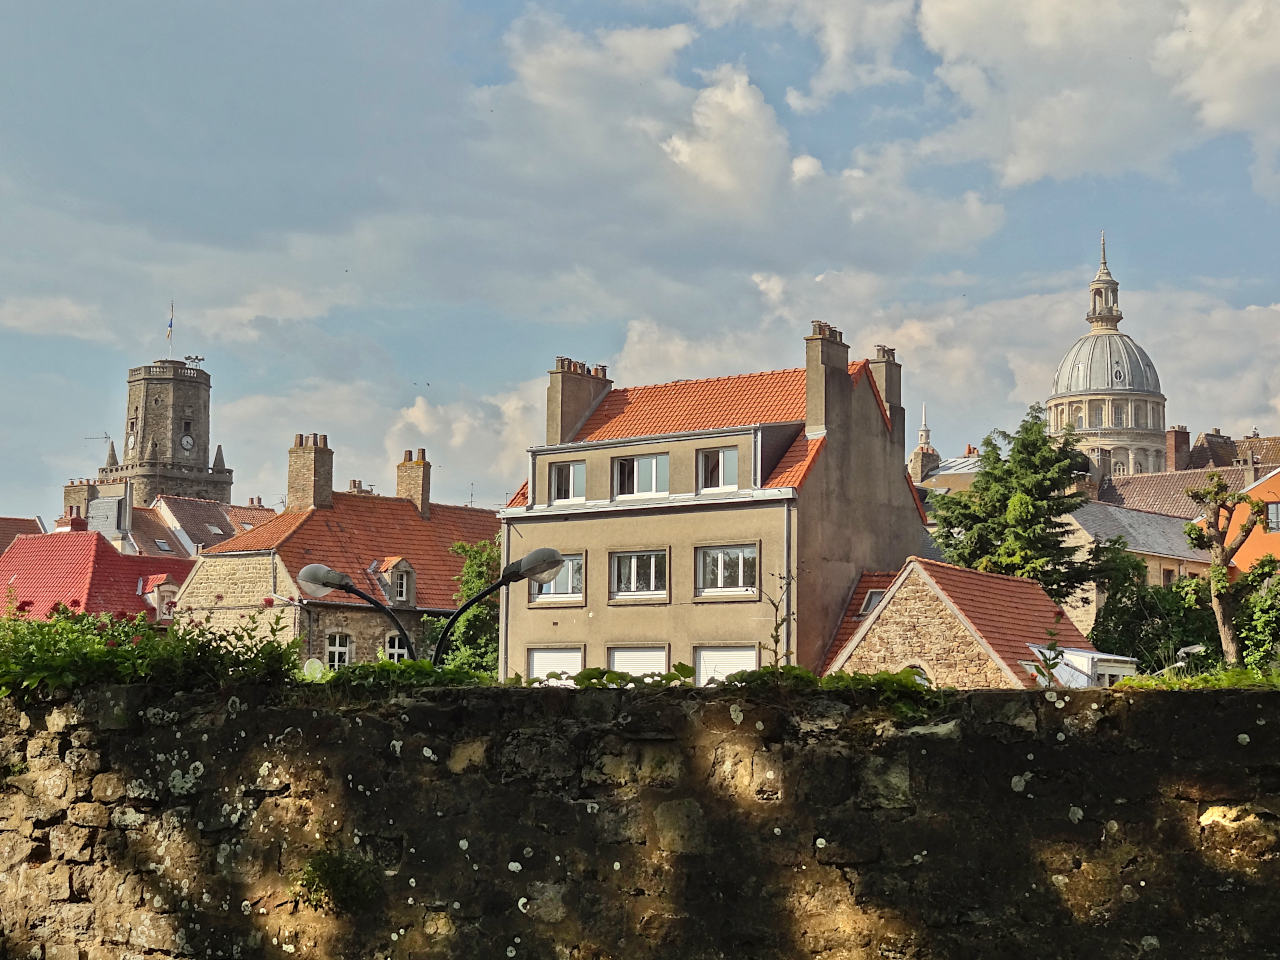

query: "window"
(550, 461), (586, 502)
(205, 523), (224, 535)
(611, 550), (666, 598)
(183, 420), (192, 433)
(386, 633), (410, 663)
(694, 645), (757, 686)
(1090, 406), (1103, 428)
(1267, 503), (1280, 533)
(394, 571), (410, 602)
(1162, 568), (1175, 587)
(860, 589), (886, 614)
(608, 647), (668, 674)
(1112, 461), (1127, 477)
(528, 647), (584, 679)
(695, 544), (758, 594)
(530, 554), (584, 601)
(698, 447), (739, 492)
(1113, 406), (1125, 427)
(613, 454), (668, 497)
(327, 633), (351, 670)
(154, 539), (173, 552)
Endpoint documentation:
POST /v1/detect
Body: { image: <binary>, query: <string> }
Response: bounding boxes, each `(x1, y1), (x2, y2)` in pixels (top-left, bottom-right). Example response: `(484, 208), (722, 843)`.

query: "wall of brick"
(2, 686), (1280, 958)
(840, 569), (1016, 687)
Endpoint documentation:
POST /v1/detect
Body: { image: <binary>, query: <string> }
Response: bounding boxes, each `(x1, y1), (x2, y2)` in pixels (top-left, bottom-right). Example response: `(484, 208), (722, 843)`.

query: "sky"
(2, 0), (1279, 522)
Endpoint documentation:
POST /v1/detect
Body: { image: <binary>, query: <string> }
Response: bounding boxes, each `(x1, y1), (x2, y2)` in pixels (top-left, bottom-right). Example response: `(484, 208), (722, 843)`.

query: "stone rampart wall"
(2, 686), (1280, 958)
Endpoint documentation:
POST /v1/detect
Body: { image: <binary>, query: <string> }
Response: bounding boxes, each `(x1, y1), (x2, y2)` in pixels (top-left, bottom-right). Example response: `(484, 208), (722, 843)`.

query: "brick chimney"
(396, 448), (431, 519)
(286, 433), (334, 512)
(805, 322), (851, 436)
(55, 511), (89, 532)
(547, 358), (612, 445)
(868, 344), (905, 460)
(1167, 425), (1190, 471)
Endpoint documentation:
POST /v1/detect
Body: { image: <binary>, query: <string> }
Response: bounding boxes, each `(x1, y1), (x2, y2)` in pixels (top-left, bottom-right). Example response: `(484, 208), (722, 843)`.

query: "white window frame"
(697, 446), (739, 493)
(550, 460), (587, 503)
(613, 454), (669, 499)
(695, 544), (758, 595)
(608, 646), (668, 674)
(1268, 503), (1280, 534)
(860, 589), (886, 614)
(610, 550), (667, 599)
(394, 571), (410, 602)
(530, 553), (585, 602)
(326, 633), (351, 670)
(385, 633), (409, 662)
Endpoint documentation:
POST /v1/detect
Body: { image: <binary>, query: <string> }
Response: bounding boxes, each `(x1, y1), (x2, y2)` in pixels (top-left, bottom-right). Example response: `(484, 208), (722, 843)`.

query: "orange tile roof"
(912, 558), (1093, 688)
(204, 493), (498, 611)
(823, 570), (900, 673)
(765, 434), (825, 489)
(0, 517), (42, 555)
(507, 480), (529, 509)
(0, 531), (193, 620)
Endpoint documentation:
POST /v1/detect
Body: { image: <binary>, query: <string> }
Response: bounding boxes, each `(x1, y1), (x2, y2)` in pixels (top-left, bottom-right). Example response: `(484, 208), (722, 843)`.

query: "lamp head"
(297, 563), (354, 598)
(501, 547), (565, 585)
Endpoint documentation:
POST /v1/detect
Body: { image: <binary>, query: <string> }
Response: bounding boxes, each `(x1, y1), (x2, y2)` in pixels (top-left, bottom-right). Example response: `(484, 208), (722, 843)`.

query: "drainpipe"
(783, 500), (793, 666)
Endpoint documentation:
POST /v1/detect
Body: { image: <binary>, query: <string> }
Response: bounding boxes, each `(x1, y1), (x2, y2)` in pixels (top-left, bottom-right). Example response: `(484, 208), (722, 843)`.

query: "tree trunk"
(1210, 585), (1242, 667)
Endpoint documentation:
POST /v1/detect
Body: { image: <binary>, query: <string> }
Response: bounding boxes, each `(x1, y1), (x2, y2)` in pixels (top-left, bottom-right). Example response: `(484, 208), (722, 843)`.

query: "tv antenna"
(83, 432), (111, 444)
(184, 355), (205, 368)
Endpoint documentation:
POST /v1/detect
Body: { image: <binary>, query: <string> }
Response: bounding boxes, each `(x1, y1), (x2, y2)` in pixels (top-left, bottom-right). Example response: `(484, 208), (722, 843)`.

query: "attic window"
(206, 524), (224, 535)
(155, 539), (173, 552)
(860, 590), (885, 614)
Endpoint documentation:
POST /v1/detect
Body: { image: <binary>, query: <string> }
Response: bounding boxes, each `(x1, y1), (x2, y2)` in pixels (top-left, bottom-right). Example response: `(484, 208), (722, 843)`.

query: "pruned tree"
(1184, 473), (1266, 667)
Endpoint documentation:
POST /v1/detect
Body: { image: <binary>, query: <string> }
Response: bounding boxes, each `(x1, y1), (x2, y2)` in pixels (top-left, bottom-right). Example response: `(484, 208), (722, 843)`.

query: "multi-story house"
(499, 322), (926, 683)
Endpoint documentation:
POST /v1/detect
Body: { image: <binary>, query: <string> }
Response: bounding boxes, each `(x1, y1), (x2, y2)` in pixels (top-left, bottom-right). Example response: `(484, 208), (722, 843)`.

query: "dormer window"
(550, 461), (586, 502)
(613, 454), (668, 498)
(394, 571), (410, 602)
(698, 447), (739, 493)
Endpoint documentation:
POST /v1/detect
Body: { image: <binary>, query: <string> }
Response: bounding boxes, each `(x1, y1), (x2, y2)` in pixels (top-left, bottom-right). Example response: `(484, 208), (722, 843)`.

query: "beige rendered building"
(499, 323), (926, 683)
(1047, 236), (1167, 480)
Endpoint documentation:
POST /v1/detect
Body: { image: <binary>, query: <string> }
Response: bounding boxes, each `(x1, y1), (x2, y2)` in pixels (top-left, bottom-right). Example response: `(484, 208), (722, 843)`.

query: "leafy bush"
(0, 604), (299, 702)
(323, 657), (496, 696)
(294, 847), (382, 913)
(1117, 667), (1280, 691)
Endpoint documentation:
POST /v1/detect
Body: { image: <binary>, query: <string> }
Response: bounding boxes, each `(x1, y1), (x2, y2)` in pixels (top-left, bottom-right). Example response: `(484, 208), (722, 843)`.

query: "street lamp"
(296, 563), (417, 661)
(431, 547), (564, 666)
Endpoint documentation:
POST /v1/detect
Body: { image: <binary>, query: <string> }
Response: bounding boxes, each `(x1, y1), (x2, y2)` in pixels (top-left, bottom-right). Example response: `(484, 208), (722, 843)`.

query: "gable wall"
(839, 569), (1018, 688)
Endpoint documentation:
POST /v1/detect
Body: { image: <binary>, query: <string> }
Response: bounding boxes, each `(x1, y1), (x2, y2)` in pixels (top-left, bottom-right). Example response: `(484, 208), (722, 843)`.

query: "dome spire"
(1087, 231), (1121, 329)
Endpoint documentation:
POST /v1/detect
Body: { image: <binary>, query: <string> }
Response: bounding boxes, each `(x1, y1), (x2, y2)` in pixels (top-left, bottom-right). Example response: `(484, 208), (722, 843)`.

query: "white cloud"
(0, 297), (113, 342)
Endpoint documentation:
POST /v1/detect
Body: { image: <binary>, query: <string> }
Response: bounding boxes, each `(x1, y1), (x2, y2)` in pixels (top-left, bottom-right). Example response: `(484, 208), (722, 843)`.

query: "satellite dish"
(302, 658), (324, 681)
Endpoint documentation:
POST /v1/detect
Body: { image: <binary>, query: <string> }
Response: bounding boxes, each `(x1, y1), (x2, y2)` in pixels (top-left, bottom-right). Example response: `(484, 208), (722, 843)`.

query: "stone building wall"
(3, 686), (1280, 959)
(840, 569), (1016, 687)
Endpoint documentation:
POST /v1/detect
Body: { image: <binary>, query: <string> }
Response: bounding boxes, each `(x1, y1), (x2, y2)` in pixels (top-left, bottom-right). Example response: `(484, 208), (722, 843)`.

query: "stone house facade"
(175, 437), (498, 666)
(827, 557), (1137, 689)
(499, 323), (927, 682)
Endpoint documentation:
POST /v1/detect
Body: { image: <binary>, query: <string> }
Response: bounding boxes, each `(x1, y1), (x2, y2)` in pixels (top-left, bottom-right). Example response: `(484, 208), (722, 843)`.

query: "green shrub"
(294, 847), (382, 913)
(1117, 667), (1280, 691)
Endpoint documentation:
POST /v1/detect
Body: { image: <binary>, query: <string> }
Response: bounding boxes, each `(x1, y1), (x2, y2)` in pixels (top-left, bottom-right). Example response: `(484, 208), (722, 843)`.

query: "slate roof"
(1070, 501), (1210, 562)
(202, 493), (499, 611)
(0, 517), (42, 555)
(825, 557), (1094, 688)
(1096, 466), (1280, 519)
(0, 531), (193, 620)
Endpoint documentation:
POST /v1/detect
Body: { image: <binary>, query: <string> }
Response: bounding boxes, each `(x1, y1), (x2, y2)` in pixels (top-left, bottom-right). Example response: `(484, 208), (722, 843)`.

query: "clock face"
(180, 434), (194, 451)
(127, 434), (135, 450)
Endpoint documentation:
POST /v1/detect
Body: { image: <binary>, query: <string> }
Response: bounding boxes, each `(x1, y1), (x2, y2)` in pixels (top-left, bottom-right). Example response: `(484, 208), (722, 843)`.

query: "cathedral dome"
(1050, 331), (1161, 397)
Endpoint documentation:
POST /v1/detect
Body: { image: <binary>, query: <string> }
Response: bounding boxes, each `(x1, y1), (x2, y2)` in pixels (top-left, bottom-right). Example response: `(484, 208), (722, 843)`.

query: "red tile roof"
(764, 434), (825, 489)
(154, 495), (278, 549)
(1096, 466), (1279, 519)
(0, 517), (42, 554)
(573, 361), (879, 441)
(507, 481), (529, 509)
(225, 503), (279, 533)
(912, 558), (1093, 688)
(0, 532), (193, 620)
(823, 570), (900, 673)
(203, 493), (499, 611)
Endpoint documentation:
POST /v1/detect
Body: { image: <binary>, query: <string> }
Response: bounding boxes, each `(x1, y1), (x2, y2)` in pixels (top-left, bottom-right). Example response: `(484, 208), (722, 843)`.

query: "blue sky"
(3, 0), (1279, 521)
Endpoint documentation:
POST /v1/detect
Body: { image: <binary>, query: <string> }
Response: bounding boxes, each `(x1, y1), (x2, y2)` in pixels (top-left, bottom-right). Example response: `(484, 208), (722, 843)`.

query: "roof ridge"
(605, 365), (805, 394)
(909, 555), (1059, 588)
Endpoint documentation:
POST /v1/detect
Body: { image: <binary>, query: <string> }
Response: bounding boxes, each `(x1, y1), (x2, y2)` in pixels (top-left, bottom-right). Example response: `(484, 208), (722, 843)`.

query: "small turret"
(104, 440), (118, 469)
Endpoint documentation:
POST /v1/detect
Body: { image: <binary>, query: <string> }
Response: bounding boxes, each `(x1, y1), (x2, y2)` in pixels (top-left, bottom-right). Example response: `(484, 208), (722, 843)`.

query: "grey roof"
(917, 527), (946, 561)
(1070, 501), (1209, 562)
(934, 457), (982, 475)
(1051, 330), (1162, 397)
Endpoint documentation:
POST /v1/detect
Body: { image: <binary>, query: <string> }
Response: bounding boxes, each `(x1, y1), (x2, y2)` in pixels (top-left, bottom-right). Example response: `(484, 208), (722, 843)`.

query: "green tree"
(930, 403), (1113, 603)
(1238, 556), (1280, 670)
(1089, 560), (1221, 672)
(423, 536), (502, 675)
(1185, 473), (1267, 667)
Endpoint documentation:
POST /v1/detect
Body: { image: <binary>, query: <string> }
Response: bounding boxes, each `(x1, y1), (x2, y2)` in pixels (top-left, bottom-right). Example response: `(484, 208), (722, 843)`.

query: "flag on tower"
(167, 301), (173, 341)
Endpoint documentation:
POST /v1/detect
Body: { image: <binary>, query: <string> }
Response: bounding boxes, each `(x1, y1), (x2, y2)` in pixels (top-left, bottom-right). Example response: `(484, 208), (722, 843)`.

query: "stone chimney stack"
(1167, 425), (1190, 471)
(396, 448), (432, 519)
(546, 358), (612, 445)
(804, 321), (851, 436)
(868, 344), (905, 460)
(286, 433), (334, 512)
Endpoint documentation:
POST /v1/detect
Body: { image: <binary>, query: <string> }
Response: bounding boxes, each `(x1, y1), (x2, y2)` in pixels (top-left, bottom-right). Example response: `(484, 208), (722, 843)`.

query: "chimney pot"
(294, 433), (304, 447)
(417, 447), (426, 461)
(319, 434), (328, 448)
(403, 450), (412, 463)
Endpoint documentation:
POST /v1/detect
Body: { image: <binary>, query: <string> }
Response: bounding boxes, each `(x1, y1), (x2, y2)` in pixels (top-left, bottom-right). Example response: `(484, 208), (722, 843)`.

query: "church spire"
(917, 402), (934, 451)
(1087, 231), (1121, 330)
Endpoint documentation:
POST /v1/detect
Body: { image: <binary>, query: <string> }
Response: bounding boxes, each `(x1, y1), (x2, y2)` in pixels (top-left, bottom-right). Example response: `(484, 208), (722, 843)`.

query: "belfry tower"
(64, 358), (233, 515)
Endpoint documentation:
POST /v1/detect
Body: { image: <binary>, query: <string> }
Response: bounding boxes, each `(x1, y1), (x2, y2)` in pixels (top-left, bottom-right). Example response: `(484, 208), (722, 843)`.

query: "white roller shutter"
(527, 647), (584, 679)
(608, 647), (668, 674)
(694, 645), (758, 686)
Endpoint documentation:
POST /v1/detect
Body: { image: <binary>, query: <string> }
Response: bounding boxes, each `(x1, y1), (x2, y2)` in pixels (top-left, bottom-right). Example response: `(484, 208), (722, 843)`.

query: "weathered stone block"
(653, 798), (706, 855)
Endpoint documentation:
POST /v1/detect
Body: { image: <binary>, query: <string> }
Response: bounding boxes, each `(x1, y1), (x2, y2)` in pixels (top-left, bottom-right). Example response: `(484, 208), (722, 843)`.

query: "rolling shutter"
(694, 645), (758, 686)
(608, 647), (668, 674)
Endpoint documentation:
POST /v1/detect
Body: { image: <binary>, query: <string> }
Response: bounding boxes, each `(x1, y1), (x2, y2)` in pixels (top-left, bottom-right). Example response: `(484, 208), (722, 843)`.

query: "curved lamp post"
(296, 563), (417, 661)
(431, 547), (564, 666)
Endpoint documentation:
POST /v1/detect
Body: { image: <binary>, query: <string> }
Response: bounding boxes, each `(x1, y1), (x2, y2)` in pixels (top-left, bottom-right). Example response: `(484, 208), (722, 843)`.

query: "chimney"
(547, 358), (612, 445)
(55, 513), (88, 532)
(1167, 425), (1190, 471)
(867, 344), (905, 459)
(964, 443), (980, 457)
(285, 433), (334, 512)
(804, 321), (851, 436)
(396, 448), (431, 519)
